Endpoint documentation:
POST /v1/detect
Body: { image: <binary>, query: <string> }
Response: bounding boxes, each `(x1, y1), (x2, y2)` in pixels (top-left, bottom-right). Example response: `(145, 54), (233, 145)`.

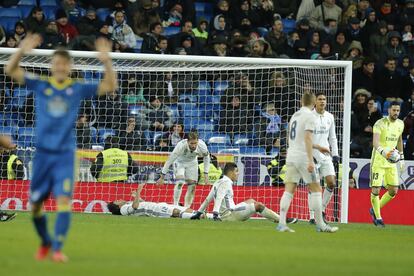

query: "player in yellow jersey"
(369, 102), (405, 227)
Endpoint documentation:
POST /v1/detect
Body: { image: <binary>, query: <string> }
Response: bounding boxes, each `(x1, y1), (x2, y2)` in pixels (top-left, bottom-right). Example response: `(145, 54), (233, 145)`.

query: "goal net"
(0, 48), (352, 223)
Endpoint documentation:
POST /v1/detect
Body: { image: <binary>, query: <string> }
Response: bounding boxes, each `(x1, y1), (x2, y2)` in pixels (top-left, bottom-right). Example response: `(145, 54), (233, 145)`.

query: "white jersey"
(161, 139), (210, 175)
(286, 107), (317, 163)
(197, 175), (235, 215)
(120, 201), (173, 218)
(312, 109), (339, 162)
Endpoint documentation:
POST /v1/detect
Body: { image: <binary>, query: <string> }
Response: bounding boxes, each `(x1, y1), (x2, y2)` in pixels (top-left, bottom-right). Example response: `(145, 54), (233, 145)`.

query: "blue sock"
(52, 212), (71, 252)
(32, 215), (52, 246)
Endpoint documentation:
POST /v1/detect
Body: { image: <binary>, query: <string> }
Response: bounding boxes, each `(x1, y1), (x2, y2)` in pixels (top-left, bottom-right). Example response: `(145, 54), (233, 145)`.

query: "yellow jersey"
(371, 117), (404, 168)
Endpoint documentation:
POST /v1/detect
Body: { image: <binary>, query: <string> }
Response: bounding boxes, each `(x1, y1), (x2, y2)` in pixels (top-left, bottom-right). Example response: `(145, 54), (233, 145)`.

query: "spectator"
(61, 0), (85, 24)
(25, 7), (48, 34)
(213, 0), (233, 28)
(296, 18), (311, 43)
(137, 96), (174, 132)
(341, 4), (357, 26)
(399, 0), (414, 29)
(13, 21), (26, 46)
(206, 35), (229, 56)
(332, 30), (350, 58)
(162, 3), (183, 27)
(356, 0), (370, 21)
(163, 0), (195, 23)
(380, 31), (406, 63)
(96, 22), (111, 40)
(96, 90), (128, 131)
(369, 21), (388, 62)
(320, 18), (338, 42)
(229, 33), (248, 57)
(55, 9), (79, 44)
(296, 0), (316, 21)
(222, 72), (257, 112)
(219, 94), (253, 135)
(3, 36), (17, 48)
(360, 7), (378, 50)
(250, 0), (274, 28)
(403, 65), (414, 97)
(192, 17), (209, 50)
(154, 137), (169, 152)
(76, 113), (92, 149)
(345, 17), (362, 42)
(165, 122), (186, 150)
(307, 30), (321, 58)
(403, 110), (414, 160)
(178, 34), (199, 55)
(274, 0), (298, 19)
(265, 19), (288, 57)
(209, 14), (230, 43)
(141, 22), (163, 54)
(401, 23), (413, 55)
(293, 39), (308, 59)
(398, 55), (412, 78)
(110, 10), (136, 52)
(131, 0), (161, 36)
(119, 117), (146, 151)
(376, 57), (404, 102)
(248, 38), (274, 58)
(401, 89), (414, 119)
(258, 102), (283, 153)
(76, 8), (102, 37)
(232, 0), (253, 29)
(167, 20), (195, 53)
(0, 26), (5, 46)
(41, 21), (66, 50)
(309, 0), (342, 31)
(344, 40), (364, 69)
(154, 35), (169, 54)
(312, 41), (334, 60)
(237, 16), (254, 38)
(353, 56), (376, 94)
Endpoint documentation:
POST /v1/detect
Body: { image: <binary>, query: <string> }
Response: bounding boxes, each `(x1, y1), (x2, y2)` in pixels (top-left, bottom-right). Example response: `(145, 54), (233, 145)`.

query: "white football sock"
(173, 181), (185, 206)
(279, 192), (293, 226)
(259, 207), (280, 222)
(322, 187), (334, 212)
(309, 192), (325, 228)
(308, 192), (315, 220)
(184, 184), (196, 207)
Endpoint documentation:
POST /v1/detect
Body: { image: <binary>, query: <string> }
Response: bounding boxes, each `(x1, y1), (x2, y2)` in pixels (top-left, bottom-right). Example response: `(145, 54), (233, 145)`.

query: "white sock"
(259, 207), (280, 222)
(180, 212), (193, 219)
(279, 192), (293, 225)
(308, 192), (315, 220)
(184, 184), (196, 207)
(322, 187), (334, 212)
(173, 181), (184, 205)
(309, 192), (325, 229)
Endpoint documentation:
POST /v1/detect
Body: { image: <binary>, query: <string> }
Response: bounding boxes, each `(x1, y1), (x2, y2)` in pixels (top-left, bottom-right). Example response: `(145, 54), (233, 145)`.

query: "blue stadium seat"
(17, 127), (35, 147)
(18, 0), (36, 5)
(382, 100), (400, 115)
(206, 133), (231, 146)
(197, 80), (211, 94)
(90, 127), (97, 144)
(97, 128), (116, 143)
(179, 93), (197, 103)
(208, 145), (227, 154)
(257, 27), (269, 37)
(17, 5), (34, 18)
(143, 130), (164, 145)
(184, 118), (214, 132)
(181, 107), (202, 118)
(199, 94), (220, 104)
(178, 102), (197, 117)
(195, 2), (213, 13)
(218, 147), (240, 154)
(195, 12), (212, 23)
(282, 18), (296, 34)
(0, 8), (22, 18)
(164, 26), (180, 37)
(234, 134), (251, 146)
(96, 8), (111, 22)
(39, 0), (58, 6)
(0, 126), (16, 136)
(0, 17), (20, 33)
(135, 39), (142, 52)
(42, 6), (57, 20)
(239, 146), (266, 155)
(168, 104), (179, 121)
(213, 81), (229, 95)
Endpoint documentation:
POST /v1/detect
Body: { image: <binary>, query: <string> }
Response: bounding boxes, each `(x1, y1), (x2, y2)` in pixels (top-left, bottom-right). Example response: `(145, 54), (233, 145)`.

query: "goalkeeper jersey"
(371, 117), (404, 168)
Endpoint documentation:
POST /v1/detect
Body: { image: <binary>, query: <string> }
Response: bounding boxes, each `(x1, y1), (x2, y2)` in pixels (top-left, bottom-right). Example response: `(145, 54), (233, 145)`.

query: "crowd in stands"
(0, 0), (413, 160)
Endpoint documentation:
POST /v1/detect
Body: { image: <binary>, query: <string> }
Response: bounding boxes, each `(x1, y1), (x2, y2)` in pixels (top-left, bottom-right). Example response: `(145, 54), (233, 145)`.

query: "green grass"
(1, 212), (413, 276)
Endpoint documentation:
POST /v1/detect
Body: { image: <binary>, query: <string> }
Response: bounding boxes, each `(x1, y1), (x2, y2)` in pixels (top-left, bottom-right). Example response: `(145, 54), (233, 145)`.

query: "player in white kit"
(309, 92), (340, 224)
(106, 184), (198, 219)
(157, 131), (210, 208)
(277, 92), (338, 233)
(190, 162), (298, 224)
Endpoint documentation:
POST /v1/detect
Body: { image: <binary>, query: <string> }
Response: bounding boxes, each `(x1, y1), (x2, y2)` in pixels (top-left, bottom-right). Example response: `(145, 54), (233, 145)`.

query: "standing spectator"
(25, 7), (48, 35)
(332, 30), (350, 58)
(273, 0), (298, 19)
(353, 57), (376, 95)
(131, 0), (161, 36)
(219, 94), (253, 136)
(13, 21), (26, 46)
(96, 90), (128, 131)
(41, 21), (65, 49)
(309, 0), (342, 31)
(192, 17), (209, 50)
(137, 96), (174, 132)
(55, 9), (79, 44)
(76, 113), (92, 149)
(380, 31), (406, 63)
(119, 117), (146, 151)
(141, 22), (163, 54)
(61, 0), (85, 24)
(110, 10), (136, 52)
(265, 19), (288, 57)
(369, 21), (388, 62)
(376, 57), (404, 102)
(360, 7), (378, 50)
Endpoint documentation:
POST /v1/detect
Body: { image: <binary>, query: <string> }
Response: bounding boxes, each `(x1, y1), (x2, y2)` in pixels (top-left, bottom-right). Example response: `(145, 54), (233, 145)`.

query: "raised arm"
(131, 184), (145, 209)
(95, 38), (118, 96)
(5, 33), (42, 85)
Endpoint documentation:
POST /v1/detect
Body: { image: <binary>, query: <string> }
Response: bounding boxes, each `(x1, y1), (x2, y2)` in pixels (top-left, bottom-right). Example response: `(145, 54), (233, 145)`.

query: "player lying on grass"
(191, 162), (297, 224)
(5, 34), (117, 262)
(107, 184), (202, 219)
(369, 102), (405, 227)
(0, 135), (17, 222)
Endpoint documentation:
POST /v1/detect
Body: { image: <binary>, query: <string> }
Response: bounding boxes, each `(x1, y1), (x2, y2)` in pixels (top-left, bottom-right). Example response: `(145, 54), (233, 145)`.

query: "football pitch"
(1, 212), (413, 276)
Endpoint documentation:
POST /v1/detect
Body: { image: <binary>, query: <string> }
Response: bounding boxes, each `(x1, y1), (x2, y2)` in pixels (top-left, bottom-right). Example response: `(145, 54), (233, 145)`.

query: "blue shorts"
(30, 149), (76, 203)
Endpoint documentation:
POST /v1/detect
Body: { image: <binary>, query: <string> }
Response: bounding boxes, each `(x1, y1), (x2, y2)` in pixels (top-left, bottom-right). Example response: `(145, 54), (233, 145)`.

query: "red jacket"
(57, 23), (79, 43)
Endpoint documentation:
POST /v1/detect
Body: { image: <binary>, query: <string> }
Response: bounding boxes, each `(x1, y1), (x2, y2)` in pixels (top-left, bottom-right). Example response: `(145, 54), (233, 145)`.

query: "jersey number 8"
(290, 121), (297, 140)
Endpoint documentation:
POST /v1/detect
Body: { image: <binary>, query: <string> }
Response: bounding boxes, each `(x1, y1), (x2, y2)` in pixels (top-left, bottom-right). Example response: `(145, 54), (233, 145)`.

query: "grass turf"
(0, 212), (413, 276)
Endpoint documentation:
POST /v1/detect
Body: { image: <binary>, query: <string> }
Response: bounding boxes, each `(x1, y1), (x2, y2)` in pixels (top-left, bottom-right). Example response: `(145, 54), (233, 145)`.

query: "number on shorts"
(290, 120), (297, 140)
(372, 172), (379, 180)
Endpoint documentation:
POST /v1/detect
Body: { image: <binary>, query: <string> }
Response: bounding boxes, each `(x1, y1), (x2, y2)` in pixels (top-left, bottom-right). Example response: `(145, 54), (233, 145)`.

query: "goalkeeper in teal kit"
(5, 34), (118, 262)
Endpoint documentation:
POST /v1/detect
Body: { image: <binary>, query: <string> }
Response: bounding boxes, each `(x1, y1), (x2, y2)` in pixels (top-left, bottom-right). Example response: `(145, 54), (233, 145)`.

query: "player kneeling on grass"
(107, 184), (200, 219)
(369, 102), (405, 227)
(191, 162), (297, 224)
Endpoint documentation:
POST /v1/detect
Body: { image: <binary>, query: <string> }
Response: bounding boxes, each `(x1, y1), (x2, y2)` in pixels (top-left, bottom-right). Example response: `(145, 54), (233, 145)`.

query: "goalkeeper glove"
(332, 156), (340, 164)
(190, 211), (203, 220)
(213, 212), (221, 221)
(377, 147), (397, 162)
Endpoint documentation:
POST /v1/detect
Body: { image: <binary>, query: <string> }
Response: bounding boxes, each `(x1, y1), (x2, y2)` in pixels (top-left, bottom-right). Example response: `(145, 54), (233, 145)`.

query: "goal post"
(0, 47), (352, 223)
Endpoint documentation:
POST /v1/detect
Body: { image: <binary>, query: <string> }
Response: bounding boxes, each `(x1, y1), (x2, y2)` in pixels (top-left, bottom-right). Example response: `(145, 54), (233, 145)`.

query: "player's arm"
(157, 143), (181, 184)
(329, 117), (340, 162)
(190, 187), (215, 220)
(397, 134), (405, 171)
(211, 184), (226, 221)
(0, 135), (16, 150)
(12, 159), (25, 180)
(305, 130), (315, 173)
(372, 122), (390, 159)
(90, 152), (104, 180)
(95, 38), (118, 96)
(202, 151), (211, 185)
(131, 184), (145, 209)
(5, 34), (42, 85)
(312, 143), (330, 154)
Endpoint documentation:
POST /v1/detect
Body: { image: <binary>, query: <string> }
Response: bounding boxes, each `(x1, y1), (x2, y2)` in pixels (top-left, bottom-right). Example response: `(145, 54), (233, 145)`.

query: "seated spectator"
(258, 103), (283, 153)
(343, 40), (364, 69)
(247, 38), (274, 58)
(179, 34), (199, 55)
(369, 21), (388, 62)
(380, 31), (406, 64)
(312, 41), (334, 60)
(356, 0), (370, 21)
(154, 137), (169, 152)
(209, 14), (230, 43)
(164, 122), (186, 150)
(76, 8), (102, 37)
(192, 17), (209, 50)
(265, 19), (288, 57)
(76, 113), (92, 149)
(41, 21), (65, 49)
(401, 89), (414, 119)
(25, 7), (48, 35)
(13, 21), (26, 46)
(229, 33), (248, 57)
(96, 22), (111, 40)
(119, 117), (146, 151)
(0, 150), (25, 180)
(341, 3), (357, 26)
(293, 39), (308, 59)
(141, 22), (163, 54)
(237, 16), (254, 38)
(3, 36), (18, 48)
(352, 56), (376, 95)
(96, 90), (128, 131)
(274, 0), (298, 19)
(376, 57), (404, 102)
(403, 64), (414, 98)
(320, 18), (338, 42)
(167, 20), (195, 53)
(162, 3), (183, 27)
(55, 9), (79, 44)
(61, 0), (85, 24)
(205, 35), (229, 56)
(110, 10), (136, 52)
(250, 0), (274, 28)
(399, 0), (414, 29)
(219, 95), (253, 136)
(397, 55), (412, 78)
(154, 35), (169, 54)
(345, 17), (362, 42)
(131, 0), (161, 36)
(213, 0), (233, 28)
(222, 72), (256, 111)
(296, 18), (311, 42)
(137, 96), (174, 132)
(401, 23), (414, 54)
(307, 30), (321, 58)
(309, 0), (342, 31)
(163, 0), (195, 23)
(232, 0), (253, 29)
(332, 29), (350, 59)
(403, 110), (414, 160)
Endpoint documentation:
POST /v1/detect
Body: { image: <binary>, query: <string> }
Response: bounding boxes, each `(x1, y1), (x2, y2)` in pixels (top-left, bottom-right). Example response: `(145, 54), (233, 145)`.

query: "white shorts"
(316, 159), (336, 178)
(285, 161), (319, 184)
(145, 202), (174, 218)
(173, 161), (198, 182)
(221, 202), (256, 222)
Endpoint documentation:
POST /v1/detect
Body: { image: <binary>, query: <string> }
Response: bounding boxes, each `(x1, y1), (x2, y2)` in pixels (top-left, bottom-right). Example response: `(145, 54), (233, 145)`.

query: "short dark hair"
(315, 91), (325, 98)
(52, 48), (71, 61)
(385, 56), (396, 64)
(150, 22), (162, 32)
(389, 101), (401, 108)
(114, 10), (124, 17)
(223, 162), (238, 176)
(107, 202), (121, 215)
(362, 56), (375, 66)
(158, 35), (167, 42)
(31, 6), (43, 15)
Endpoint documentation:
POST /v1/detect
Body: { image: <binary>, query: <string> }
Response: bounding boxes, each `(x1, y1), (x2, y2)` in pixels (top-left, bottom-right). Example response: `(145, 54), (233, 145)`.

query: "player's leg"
(380, 167), (399, 209)
(248, 199), (279, 222)
(277, 163), (298, 232)
(222, 201), (256, 222)
(171, 206), (199, 219)
(184, 163), (198, 207)
(369, 166), (385, 225)
(173, 162), (186, 206)
(321, 161), (336, 214)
